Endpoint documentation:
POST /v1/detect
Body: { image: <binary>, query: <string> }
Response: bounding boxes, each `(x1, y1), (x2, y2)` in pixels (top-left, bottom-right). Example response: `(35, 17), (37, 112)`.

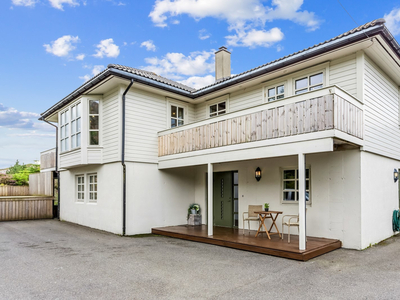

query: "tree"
(7, 160), (26, 175)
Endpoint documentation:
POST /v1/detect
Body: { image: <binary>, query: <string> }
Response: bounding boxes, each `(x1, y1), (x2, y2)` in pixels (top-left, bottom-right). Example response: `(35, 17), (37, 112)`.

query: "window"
(170, 105), (184, 128)
(60, 110), (70, 152)
(209, 101), (226, 117)
(295, 73), (323, 95)
(71, 103), (81, 149)
(282, 168), (310, 203)
(267, 84), (285, 102)
(88, 174), (97, 203)
(76, 175), (85, 202)
(89, 100), (99, 145)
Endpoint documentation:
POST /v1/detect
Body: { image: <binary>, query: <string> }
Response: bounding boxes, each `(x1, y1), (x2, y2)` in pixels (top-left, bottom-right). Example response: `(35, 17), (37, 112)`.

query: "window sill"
(60, 147), (81, 155)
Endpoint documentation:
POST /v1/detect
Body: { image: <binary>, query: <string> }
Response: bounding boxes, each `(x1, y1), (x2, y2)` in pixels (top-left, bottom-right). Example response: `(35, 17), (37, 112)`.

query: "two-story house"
(40, 19), (400, 253)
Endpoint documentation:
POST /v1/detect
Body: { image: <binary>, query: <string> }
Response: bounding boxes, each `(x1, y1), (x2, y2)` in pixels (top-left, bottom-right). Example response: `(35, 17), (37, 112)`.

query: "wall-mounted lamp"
(255, 167), (261, 182)
(394, 169), (399, 183)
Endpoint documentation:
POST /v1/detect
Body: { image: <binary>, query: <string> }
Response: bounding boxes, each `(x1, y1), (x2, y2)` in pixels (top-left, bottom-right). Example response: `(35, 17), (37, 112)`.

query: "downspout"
(122, 79), (134, 236)
(43, 120), (59, 219)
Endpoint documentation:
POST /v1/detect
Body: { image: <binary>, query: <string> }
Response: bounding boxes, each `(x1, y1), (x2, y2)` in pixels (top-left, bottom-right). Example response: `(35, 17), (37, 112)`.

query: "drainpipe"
(43, 120), (60, 219)
(122, 79), (134, 236)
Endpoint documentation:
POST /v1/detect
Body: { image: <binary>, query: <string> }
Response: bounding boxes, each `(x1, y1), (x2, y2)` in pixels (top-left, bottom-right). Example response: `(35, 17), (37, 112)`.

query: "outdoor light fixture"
(394, 169), (399, 183)
(255, 167), (261, 182)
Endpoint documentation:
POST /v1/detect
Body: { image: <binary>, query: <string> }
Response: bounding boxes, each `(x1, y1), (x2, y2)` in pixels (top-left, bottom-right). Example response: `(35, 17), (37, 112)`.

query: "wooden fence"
(29, 172), (53, 196)
(158, 94), (363, 157)
(0, 197), (54, 221)
(0, 186), (29, 196)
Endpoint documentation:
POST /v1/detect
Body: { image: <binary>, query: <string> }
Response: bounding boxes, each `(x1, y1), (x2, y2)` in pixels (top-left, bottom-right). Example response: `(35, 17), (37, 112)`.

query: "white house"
(40, 19), (400, 251)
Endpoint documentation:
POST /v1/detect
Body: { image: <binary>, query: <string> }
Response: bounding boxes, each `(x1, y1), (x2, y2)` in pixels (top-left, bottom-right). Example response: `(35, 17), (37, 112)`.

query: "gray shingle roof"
(107, 64), (196, 92)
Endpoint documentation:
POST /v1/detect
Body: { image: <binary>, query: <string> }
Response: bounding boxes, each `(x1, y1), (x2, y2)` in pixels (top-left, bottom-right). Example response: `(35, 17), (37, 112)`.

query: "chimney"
(215, 46), (231, 82)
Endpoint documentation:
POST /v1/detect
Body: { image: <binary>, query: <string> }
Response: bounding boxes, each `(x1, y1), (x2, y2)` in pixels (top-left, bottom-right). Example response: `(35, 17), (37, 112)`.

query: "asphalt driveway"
(1, 220), (399, 300)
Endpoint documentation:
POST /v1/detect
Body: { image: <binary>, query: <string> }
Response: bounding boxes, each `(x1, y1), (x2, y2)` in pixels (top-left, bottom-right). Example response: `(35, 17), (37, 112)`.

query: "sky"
(0, 0), (400, 169)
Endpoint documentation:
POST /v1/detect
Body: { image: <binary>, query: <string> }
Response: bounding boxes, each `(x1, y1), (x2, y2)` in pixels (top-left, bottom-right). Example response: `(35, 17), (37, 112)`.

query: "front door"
(213, 172), (233, 227)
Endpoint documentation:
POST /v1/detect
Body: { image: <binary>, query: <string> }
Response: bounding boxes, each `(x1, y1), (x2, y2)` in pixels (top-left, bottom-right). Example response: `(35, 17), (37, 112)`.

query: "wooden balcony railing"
(158, 86), (363, 157)
(40, 148), (56, 170)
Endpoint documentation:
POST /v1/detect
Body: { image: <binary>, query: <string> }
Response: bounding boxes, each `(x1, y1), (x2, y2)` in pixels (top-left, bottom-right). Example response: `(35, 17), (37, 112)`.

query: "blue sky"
(1, 0), (400, 168)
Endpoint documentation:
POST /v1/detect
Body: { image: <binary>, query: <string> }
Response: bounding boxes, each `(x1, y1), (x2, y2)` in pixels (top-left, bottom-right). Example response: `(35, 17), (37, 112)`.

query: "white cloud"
(149, 0), (320, 47)
(141, 40), (156, 52)
(48, 0), (79, 10)
(11, 0), (36, 7)
(8, 132), (55, 137)
(44, 35), (80, 57)
(0, 103), (40, 129)
(142, 50), (214, 79)
(384, 7), (400, 36)
(79, 65), (105, 82)
(178, 75), (215, 89)
(76, 53), (85, 60)
(93, 38), (120, 58)
(226, 27), (284, 48)
(199, 29), (210, 40)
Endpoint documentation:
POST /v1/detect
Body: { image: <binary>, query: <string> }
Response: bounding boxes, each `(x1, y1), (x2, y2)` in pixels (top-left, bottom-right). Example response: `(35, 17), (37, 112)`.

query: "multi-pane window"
(89, 100), (99, 145)
(295, 73), (323, 95)
(209, 101), (226, 117)
(60, 110), (70, 152)
(71, 103), (82, 149)
(171, 105), (184, 128)
(282, 168), (310, 203)
(267, 85), (285, 102)
(76, 175), (85, 202)
(88, 174), (97, 203)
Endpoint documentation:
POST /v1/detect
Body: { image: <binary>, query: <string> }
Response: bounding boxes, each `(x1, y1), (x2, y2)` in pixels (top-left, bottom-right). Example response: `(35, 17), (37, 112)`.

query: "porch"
(152, 225), (341, 261)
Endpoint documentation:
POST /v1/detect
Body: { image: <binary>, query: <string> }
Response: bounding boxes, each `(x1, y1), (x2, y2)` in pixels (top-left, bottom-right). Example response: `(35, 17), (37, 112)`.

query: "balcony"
(158, 86), (363, 168)
(40, 148), (56, 171)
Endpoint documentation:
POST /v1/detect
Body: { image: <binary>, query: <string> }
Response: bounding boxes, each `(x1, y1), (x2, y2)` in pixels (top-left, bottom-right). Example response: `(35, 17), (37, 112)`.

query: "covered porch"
(152, 225), (341, 261)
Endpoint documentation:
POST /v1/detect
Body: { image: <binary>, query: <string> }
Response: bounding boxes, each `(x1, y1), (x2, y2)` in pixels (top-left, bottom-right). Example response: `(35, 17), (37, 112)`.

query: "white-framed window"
(89, 100), (99, 145)
(88, 173), (98, 203)
(282, 168), (311, 203)
(295, 72), (323, 95)
(170, 105), (184, 128)
(209, 101), (226, 117)
(60, 110), (70, 152)
(267, 84), (285, 102)
(71, 102), (82, 149)
(76, 175), (85, 202)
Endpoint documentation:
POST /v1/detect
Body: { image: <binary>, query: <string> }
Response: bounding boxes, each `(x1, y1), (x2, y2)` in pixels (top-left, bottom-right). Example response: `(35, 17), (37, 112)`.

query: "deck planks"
(152, 225), (342, 261)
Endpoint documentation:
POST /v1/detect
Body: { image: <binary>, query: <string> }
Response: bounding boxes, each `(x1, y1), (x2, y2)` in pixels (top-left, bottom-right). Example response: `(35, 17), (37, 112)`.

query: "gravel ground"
(0, 220), (399, 300)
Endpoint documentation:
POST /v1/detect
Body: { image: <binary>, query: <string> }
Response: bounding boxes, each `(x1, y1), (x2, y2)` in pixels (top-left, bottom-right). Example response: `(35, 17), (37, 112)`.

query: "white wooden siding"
(102, 87), (121, 163)
(329, 54), (357, 97)
(59, 149), (81, 168)
(88, 148), (103, 164)
(363, 55), (400, 160)
(229, 85), (263, 112)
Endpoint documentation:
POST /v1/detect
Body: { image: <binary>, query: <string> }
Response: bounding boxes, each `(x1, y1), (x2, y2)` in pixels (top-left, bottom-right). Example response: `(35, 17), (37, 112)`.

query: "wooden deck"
(152, 225), (342, 261)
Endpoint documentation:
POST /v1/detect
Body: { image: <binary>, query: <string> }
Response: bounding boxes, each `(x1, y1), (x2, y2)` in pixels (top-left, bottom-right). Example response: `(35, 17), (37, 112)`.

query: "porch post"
(207, 163), (213, 236)
(298, 153), (306, 250)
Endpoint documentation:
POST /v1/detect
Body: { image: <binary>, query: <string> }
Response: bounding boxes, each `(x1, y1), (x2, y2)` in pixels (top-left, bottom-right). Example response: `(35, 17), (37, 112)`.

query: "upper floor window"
(71, 103), (81, 149)
(210, 101), (226, 117)
(267, 84), (285, 102)
(89, 100), (99, 145)
(60, 110), (69, 152)
(295, 73), (323, 95)
(171, 105), (184, 128)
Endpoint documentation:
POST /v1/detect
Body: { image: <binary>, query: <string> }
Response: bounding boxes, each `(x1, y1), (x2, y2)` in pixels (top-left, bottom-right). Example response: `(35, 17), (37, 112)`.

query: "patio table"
(254, 211), (282, 239)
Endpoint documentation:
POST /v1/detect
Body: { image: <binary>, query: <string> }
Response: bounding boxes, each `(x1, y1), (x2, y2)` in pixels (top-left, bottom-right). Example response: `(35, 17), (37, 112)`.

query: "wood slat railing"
(158, 93), (363, 157)
(40, 148), (56, 170)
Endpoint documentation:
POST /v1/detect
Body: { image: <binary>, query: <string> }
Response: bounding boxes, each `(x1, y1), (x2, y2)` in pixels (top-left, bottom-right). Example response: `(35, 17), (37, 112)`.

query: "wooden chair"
(282, 209), (307, 243)
(242, 205), (262, 235)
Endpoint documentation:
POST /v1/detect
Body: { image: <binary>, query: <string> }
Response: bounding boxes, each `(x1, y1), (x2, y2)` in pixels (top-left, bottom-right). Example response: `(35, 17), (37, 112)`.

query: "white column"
(298, 153), (306, 250)
(207, 163), (213, 236)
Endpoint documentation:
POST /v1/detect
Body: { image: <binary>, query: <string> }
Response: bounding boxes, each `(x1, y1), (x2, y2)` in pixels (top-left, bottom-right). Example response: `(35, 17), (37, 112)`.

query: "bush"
(0, 174), (16, 186)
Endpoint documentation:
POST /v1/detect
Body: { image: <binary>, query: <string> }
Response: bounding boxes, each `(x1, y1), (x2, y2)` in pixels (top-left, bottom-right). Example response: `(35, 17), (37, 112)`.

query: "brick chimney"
(215, 46), (231, 82)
